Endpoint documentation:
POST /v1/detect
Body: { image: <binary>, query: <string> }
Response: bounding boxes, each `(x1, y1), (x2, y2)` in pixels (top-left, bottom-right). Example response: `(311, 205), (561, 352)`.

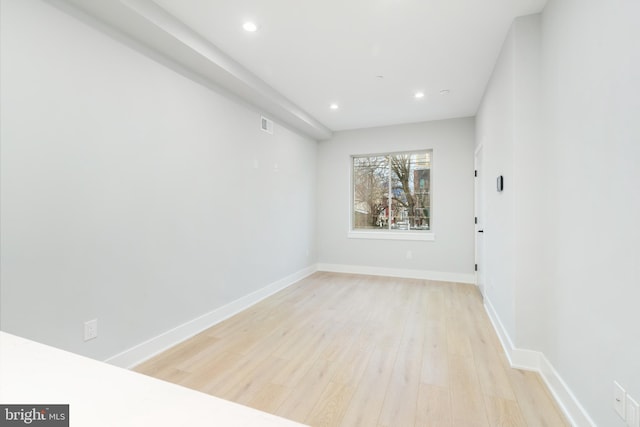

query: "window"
(351, 150), (433, 240)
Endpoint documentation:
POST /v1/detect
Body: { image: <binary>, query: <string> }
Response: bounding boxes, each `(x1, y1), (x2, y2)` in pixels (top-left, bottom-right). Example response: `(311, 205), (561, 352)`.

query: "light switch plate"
(615, 381), (627, 419)
(626, 395), (639, 427)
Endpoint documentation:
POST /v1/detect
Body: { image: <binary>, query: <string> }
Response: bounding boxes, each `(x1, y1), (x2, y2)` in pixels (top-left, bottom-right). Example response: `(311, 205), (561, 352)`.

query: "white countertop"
(0, 332), (307, 427)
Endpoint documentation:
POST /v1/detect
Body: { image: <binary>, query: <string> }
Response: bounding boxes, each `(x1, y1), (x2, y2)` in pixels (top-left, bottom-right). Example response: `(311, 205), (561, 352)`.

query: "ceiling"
(55, 0), (547, 138)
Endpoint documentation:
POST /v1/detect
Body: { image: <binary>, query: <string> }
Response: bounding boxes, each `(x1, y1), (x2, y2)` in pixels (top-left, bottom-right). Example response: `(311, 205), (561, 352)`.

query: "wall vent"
(261, 116), (274, 134)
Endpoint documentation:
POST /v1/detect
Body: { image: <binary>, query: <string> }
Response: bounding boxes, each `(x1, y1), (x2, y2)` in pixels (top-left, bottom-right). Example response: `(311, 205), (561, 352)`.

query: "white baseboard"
(316, 263), (475, 284)
(105, 265), (317, 369)
(483, 298), (540, 371)
(483, 297), (597, 427)
(538, 354), (598, 427)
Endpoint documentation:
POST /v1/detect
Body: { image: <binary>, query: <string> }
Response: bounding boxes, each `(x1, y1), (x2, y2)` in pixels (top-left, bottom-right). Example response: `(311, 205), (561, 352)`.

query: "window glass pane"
(352, 150), (431, 234)
(389, 152), (431, 230)
(353, 156), (389, 230)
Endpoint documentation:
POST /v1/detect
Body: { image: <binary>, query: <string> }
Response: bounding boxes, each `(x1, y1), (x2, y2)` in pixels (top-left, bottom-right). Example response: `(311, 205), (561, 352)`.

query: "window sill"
(348, 231), (435, 241)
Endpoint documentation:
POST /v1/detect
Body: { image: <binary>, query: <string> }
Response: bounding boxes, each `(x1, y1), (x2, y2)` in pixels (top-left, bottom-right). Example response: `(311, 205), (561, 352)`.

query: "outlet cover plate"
(84, 319), (98, 341)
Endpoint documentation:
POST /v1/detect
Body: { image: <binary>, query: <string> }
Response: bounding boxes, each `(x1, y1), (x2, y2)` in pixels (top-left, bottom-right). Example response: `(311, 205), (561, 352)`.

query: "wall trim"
(483, 297), (597, 427)
(317, 263), (475, 284)
(105, 265), (317, 369)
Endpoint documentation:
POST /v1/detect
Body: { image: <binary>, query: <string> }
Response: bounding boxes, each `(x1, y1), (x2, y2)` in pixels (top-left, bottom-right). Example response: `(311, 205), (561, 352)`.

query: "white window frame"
(348, 150), (435, 241)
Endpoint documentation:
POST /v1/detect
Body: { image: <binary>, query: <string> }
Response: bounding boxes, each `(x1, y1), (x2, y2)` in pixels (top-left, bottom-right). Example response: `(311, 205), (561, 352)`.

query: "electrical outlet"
(615, 381), (627, 419)
(406, 250), (413, 259)
(627, 395), (640, 427)
(84, 319), (98, 341)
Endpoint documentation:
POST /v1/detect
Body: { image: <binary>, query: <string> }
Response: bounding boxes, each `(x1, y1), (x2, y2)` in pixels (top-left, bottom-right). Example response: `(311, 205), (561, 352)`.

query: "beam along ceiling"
(53, 0), (547, 139)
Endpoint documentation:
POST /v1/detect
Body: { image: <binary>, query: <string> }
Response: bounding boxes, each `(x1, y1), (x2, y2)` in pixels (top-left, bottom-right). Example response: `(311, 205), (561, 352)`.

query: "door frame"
(474, 144), (485, 296)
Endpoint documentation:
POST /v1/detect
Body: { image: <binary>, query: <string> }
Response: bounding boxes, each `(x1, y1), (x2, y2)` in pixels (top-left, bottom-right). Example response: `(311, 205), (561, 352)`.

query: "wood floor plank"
(151, 367), (191, 384)
(328, 329), (372, 386)
(448, 353), (490, 427)
(508, 369), (569, 426)
(305, 381), (355, 427)
(269, 324), (339, 387)
(179, 350), (243, 391)
(415, 383), (452, 427)
(484, 396), (527, 427)
(472, 338), (517, 400)
(338, 347), (396, 427)
(217, 355), (290, 402)
(421, 320), (449, 387)
(133, 333), (218, 375)
(133, 272), (570, 427)
(244, 383), (290, 414)
(377, 285), (424, 427)
(273, 358), (338, 424)
(376, 354), (422, 427)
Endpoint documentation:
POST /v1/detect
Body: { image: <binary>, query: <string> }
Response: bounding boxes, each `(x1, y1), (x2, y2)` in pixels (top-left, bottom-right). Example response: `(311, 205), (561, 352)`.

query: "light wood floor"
(134, 272), (569, 427)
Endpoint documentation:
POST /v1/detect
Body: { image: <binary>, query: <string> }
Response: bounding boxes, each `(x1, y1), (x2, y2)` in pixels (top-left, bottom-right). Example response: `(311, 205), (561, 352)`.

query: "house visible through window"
(352, 150), (431, 233)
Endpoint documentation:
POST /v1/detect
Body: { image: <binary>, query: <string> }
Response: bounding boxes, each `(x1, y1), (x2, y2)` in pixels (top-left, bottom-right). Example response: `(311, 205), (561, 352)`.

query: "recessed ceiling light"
(330, 103), (339, 110)
(414, 92), (425, 99)
(439, 89), (451, 95)
(243, 22), (258, 32)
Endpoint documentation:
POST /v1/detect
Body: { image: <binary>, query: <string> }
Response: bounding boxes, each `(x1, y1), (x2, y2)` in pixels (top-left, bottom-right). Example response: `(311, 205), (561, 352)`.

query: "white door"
(474, 146), (485, 295)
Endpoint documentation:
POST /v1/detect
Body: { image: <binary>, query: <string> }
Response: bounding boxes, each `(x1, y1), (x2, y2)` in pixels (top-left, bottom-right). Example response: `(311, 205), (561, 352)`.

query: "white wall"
(0, 0), (317, 361)
(511, 15), (548, 354)
(475, 25), (517, 340)
(477, 14), (547, 351)
(317, 119), (475, 280)
(478, 1), (640, 425)
(541, 0), (640, 425)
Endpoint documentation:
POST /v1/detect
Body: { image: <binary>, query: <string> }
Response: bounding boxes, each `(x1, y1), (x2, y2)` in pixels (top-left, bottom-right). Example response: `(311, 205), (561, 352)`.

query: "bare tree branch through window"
(352, 151), (431, 231)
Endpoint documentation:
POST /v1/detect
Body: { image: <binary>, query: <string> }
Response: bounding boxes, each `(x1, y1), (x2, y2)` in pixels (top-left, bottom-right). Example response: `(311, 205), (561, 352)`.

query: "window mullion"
(387, 156), (392, 231)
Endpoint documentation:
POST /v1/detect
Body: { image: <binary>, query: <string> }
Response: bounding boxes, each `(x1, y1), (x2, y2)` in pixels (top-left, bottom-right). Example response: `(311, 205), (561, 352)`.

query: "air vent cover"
(261, 116), (274, 134)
